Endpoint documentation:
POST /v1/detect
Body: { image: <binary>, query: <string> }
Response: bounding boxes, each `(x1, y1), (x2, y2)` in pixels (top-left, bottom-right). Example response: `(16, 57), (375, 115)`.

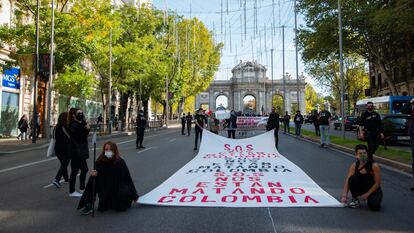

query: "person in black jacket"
(400, 99), (414, 191)
(226, 110), (237, 139)
(136, 110), (147, 149)
(68, 108), (91, 198)
(52, 112), (72, 188)
(17, 114), (29, 140)
(186, 112), (193, 136)
(294, 110), (304, 136)
(181, 113), (186, 135)
(358, 102), (384, 160)
(77, 141), (138, 215)
(266, 107), (280, 149)
(283, 112), (291, 134)
(194, 108), (206, 150)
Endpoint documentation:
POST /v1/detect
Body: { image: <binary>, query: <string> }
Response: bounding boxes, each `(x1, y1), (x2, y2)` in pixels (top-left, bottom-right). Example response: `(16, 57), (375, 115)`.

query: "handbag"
(46, 127), (56, 157)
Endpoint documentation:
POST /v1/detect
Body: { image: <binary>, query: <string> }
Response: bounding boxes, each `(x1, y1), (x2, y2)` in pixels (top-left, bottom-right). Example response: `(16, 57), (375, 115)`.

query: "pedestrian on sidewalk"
(312, 110), (320, 136)
(194, 108), (206, 150)
(226, 110), (237, 139)
(340, 144), (382, 211)
(358, 101), (384, 160)
(68, 108), (91, 198)
(181, 113), (186, 135)
(52, 112), (72, 188)
(136, 110), (147, 149)
(283, 111), (291, 134)
(186, 112), (193, 136)
(208, 113), (220, 134)
(400, 99), (414, 191)
(294, 110), (304, 137)
(318, 105), (332, 148)
(267, 107), (280, 149)
(17, 114), (29, 140)
(29, 113), (40, 139)
(77, 141), (139, 215)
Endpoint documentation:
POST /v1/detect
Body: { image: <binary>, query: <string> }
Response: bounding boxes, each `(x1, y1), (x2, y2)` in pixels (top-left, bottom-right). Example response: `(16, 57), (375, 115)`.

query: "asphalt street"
(0, 127), (413, 233)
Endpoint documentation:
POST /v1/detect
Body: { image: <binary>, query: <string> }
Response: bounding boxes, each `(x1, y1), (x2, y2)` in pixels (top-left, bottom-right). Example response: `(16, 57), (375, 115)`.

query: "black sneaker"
(319, 143), (325, 148)
(193, 147), (197, 150)
(80, 204), (93, 215)
(52, 180), (61, 188)
(348, 199), (360, 208)
(140, 146), (146, 149)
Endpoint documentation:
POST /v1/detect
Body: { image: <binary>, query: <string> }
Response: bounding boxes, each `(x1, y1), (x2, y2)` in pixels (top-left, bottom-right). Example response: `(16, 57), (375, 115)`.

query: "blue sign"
(2, 67), (21, 89)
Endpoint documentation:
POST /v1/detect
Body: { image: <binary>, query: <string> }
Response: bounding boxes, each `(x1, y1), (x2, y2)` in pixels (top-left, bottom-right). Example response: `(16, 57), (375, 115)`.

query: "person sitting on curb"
(77, 141), (138, 215)
(340, 144), (382, 211)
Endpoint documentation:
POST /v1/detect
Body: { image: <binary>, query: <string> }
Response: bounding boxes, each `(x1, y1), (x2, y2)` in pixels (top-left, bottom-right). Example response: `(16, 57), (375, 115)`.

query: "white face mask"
(104, 151), (113, 158)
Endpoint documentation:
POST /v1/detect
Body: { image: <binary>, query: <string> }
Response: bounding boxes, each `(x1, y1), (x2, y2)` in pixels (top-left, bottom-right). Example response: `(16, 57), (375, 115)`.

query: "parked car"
(356, 114), (410, 144)
(334, 116), (359, 131)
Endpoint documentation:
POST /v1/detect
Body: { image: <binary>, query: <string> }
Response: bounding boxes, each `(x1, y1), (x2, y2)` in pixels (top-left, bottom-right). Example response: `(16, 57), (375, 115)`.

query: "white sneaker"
(79, 189), (85, 194)
(69, 192), (82, 198)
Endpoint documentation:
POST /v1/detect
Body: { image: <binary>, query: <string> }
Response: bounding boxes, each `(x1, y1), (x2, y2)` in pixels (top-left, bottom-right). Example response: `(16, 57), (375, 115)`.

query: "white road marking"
(137, 147), (152, 154)
(169, 139), (176, 142)
(267, 208), (278, 233)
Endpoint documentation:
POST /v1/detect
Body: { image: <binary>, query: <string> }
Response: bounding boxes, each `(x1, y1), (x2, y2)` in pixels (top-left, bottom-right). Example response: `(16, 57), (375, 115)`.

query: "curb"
(288, 133), (412, 174)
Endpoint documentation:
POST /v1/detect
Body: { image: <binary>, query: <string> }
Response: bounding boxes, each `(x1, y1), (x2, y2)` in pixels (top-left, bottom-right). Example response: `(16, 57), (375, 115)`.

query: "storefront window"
(0, 92), (19, 136)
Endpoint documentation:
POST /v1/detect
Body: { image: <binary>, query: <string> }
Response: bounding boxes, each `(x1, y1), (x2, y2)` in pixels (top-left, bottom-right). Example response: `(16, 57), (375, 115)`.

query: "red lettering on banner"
(232, 177), (244, 182)
(251, 188), (265, 194)
(232, 188), (245, 194)
(215, 177), (228, 182)
(222, 195), (237, 203)
(224, 144), (231, 151)
(233, 172), (245, 177)
(248, 177), (261, 182)
(290, 188), (305, 194)
(233, 182), (243, 187)
(289, 195), (297, 203)
(169, 188), (188, 195)
(270, 188), (285, 194)
(215, 182), (227, 187)
(201, 196), (216, 203)
(235, 146), (242, 152)
(304, 196), (319, 203)
(179, 196), (196, 203)
(268, 182), (282, 187)
(267, 196), (283, 203)
(246, 144), (253, 151)
(196, 182), (209, 187)
(242, 195), (262, 203)
(251, 182), (263, 187)
(158, 196), (176, 203)
(192, 188), (205, 194)
(214, 172), (226, 177)
(213, 188), (225, 194)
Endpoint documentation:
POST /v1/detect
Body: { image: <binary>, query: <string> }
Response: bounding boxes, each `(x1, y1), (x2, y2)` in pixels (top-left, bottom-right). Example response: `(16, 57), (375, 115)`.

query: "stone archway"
(215, 94), (229, 109)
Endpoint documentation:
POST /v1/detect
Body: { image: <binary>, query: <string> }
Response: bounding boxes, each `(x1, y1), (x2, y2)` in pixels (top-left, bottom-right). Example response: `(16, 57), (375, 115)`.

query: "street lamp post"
(294, 0), (300, 112)
(282, 25), (286, 113)
(338, 0), (345, 139)
(108, 29), (112, 134)
(270, 48), (274, 108)
(46, 0), (55, 142)
(32, 0), (40, 143)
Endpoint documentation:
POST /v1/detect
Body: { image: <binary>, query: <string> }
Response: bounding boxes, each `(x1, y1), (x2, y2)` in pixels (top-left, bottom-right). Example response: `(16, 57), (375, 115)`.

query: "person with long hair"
(52, 112), (72, 188)
(17, 114), (29, 140)
(77, 141), (138, 215)
(68, 108), (90, 197)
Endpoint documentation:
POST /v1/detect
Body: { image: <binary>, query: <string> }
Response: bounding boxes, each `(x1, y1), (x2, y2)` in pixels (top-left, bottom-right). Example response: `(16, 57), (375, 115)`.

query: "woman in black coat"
(77, 141), (138, 215)
(52, 112), (72, 188)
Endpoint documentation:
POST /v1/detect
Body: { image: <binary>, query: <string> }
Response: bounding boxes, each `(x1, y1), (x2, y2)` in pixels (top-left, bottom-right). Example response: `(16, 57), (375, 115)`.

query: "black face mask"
(76, 114), (84, 121)
(367, 107), (374, 111)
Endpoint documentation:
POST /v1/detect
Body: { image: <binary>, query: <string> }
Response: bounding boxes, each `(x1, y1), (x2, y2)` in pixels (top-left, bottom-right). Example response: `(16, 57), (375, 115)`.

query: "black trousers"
(187, 123), (192, 136)
(274, 129), (279, 149)
(227, 130), (236, 139)
(195, 127), (203, 148)
(348, 175), (383, 211)
(181, 123), (185, 135)
(136, 128), (145, 147)
(69, 157), (88, 193)
(367, 132), (380, 160)
(314, 124), (320, 136)
(284, 122), (290, 133)
(55, 155), (70, 182)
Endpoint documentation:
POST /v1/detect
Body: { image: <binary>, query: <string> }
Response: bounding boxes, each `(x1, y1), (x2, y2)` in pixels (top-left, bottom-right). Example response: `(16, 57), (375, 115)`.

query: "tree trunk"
(377, 60), (398, 95)
(143, 99), (149, 120)
(179, 96), (185, 116)
(119, 93), (129, 129)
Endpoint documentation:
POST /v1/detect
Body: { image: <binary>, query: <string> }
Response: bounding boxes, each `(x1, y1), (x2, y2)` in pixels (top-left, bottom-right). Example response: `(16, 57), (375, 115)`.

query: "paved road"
(0, 128), (413, 233)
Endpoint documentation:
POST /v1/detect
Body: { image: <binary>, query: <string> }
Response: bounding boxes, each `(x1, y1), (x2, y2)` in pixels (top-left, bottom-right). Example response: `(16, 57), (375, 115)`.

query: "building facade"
(195, 61), (306, 115)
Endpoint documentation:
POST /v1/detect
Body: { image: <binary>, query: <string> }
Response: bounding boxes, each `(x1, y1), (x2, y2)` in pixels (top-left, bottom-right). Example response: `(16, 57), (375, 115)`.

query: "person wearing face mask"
(266, 107), (280, 149)
(194, 108), (206, 150)
(358, 101), (384, 160)
(136, 110), (147, 149)
(185, 112), (193, 136)
(225, 110), (237, 139)
(68, 108), (90, 198)
(340, 144), (382, 211)
(77, 141), (139, 215)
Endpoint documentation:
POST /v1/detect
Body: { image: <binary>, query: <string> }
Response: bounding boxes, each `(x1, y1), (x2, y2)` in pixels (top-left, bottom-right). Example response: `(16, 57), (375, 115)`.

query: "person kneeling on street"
(340, 144), (382, 211)
(77, 141), (139, 215)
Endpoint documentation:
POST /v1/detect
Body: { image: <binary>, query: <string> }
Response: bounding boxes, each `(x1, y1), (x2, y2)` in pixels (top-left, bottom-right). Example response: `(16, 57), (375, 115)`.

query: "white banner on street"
(138, 131), (342, 207)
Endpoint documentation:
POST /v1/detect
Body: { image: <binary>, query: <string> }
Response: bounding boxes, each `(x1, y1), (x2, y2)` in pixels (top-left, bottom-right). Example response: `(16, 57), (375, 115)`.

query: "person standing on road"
(340, 144), (382, 211)
(181, 113), (186, 135)
(136, 110), (147, 149)
(186, 112), (193, 136)
(52, 112), (72, 188)
(318, 106), (332, 148)
(77, 141), (138, 215)
(312, 110), (320, 136)
(283, 111), (291, 134)
(68, 108), (90, 198)
(194, 108), (206, 150)
(226, 110), (237, 139)
(17, 114), (29, 140)
(358, 101), (384, 160)
(294, 110), (304, 137)
(267, 107), (280, 149)
(401, 99), (414, 191)
(208, 113), (220, 134)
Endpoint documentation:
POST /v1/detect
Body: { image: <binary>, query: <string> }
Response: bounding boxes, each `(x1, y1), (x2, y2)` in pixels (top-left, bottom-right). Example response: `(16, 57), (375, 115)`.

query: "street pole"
(108, 29), (112, 134)
(294, 0), (300, 112)
(282, 25), (286, 113)
(32, 0), (40, 143)
(46, 0), (55, 142)
(338, 0), (345, 139)
(166, 76), (169, 128)
(270, 48), (274, 108)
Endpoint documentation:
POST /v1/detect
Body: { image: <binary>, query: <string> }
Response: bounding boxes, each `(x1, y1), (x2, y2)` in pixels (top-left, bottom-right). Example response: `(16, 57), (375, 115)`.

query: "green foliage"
(54, 65), (97, 99)
(305, 84), (325, 113)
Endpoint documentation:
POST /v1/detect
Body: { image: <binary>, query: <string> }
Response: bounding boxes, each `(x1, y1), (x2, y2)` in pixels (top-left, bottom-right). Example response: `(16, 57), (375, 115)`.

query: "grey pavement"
(0, 128), (413, 233)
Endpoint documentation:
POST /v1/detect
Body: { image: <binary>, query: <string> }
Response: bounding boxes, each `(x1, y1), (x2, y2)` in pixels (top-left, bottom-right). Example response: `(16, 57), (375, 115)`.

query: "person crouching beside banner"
(340, 144), (382, 211)
(266, 107), (280, 149)
(77, 141), (138, 215)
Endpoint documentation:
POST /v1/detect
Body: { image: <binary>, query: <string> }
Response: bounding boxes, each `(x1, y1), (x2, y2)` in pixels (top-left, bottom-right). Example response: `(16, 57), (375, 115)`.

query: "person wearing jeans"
(318, 106), (332, 148)
(293, 110), (304, 136)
